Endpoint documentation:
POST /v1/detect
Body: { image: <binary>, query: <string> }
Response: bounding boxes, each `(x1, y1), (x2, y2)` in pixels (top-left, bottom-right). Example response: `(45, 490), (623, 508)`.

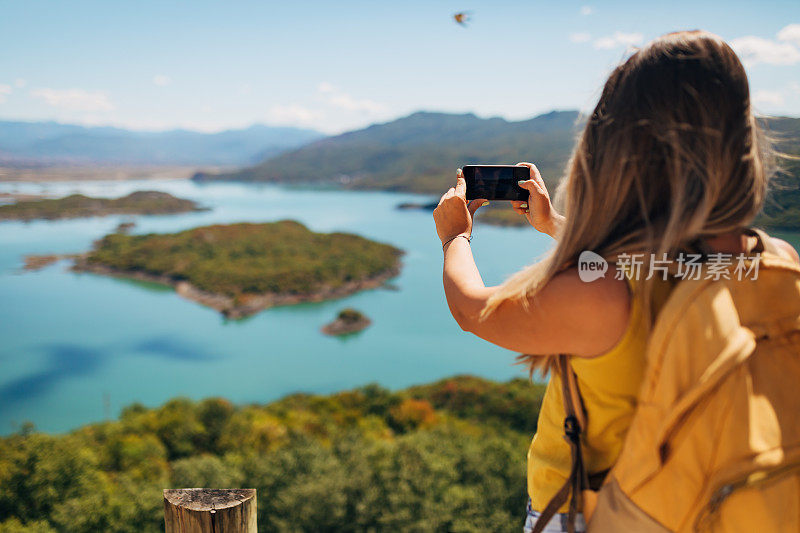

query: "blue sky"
(1, 0), (798, 134)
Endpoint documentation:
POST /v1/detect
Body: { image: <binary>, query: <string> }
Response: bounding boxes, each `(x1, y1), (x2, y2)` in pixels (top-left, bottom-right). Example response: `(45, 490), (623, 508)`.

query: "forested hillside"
(0, 376), (545, 532)
(758, 116), (800, 230)
(195, 111), (800, 229)
(194, 110), (581, 193)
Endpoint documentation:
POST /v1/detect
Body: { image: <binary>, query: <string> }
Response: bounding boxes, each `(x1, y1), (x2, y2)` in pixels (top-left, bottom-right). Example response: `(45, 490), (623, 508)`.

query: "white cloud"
(0, 84), (11, 104)
(569, 32), (591, 44)
(267, 104), (321, 125)
(14, 78), (26, 88)
(239, 83), (252, 95)
(328, 94), (386, 114)
(317, 81), (335, 93)
(31, 88), (114, 112)
(153, 74), (171, 86)
(777, 23), (800, 47)
(594, 32), (643, 50)
(317, 82), (387, 114)
(730, 36), (800, 66)
(753, 90), (785, 106)
(580, 6), (593, 15)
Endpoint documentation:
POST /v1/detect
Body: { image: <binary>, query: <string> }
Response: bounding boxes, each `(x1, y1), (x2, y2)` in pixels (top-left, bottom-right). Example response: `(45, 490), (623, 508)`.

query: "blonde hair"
(482, 31), (771, 369)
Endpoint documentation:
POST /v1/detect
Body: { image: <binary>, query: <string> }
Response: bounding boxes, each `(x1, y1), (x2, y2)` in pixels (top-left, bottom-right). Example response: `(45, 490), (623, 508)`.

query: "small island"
(475, 205), (530, 227)
(74, 220), (403, 318)
(396, 201), (438, 211)
(0, 190), (205, 221)
(322, 308), (372, 336)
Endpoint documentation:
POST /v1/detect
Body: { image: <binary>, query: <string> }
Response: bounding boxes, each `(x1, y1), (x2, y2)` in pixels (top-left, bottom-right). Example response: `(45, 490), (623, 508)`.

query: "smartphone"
(462, 165), (530, 201)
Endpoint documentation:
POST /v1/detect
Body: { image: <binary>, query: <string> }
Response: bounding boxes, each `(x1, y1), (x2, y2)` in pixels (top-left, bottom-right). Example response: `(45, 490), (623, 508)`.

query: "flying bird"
(453, 12), (471, 26)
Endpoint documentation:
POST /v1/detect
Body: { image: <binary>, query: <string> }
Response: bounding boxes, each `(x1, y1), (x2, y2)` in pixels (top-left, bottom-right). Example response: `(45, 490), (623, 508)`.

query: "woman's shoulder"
(770, 237), (800, 263)
(538, 267), (632, 357)
(547, 267), (630, 303)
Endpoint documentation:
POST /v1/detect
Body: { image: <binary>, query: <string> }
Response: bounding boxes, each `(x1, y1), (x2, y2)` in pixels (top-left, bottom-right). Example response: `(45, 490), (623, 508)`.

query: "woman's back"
(528, 276), (676, 512)
(433, 29), (800, 533)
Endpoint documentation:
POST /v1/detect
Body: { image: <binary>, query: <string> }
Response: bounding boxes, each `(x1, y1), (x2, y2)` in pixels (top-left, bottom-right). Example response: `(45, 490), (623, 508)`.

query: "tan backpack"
(536, 230), (800, 533)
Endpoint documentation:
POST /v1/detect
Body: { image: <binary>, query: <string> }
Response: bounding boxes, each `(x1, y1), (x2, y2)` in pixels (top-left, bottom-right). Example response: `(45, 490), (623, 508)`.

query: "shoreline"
(0, 165), (223, 182)
(71, 258), (402, 319)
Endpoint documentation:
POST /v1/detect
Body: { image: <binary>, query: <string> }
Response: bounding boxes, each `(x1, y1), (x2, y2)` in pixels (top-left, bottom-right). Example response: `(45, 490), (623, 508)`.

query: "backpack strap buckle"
(564, 415), (581, 442)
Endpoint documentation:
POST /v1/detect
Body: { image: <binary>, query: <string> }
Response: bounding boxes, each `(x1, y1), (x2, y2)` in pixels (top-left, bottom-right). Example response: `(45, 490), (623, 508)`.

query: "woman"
(432, 30), (799, 533)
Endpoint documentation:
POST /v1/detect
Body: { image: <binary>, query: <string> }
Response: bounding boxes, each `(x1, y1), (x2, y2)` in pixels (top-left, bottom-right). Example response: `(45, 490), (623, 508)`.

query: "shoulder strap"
(687, 228), (786, 260)
(531, 356), (590, 533)
(745, 227), (784, 257)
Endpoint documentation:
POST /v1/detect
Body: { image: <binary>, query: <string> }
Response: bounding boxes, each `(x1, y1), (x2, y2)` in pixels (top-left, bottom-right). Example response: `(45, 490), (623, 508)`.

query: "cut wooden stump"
(164, 489), (256, 533)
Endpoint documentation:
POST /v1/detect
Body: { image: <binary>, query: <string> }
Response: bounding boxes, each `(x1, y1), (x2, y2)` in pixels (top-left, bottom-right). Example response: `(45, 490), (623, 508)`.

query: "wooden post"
(164, 489), (256, 533)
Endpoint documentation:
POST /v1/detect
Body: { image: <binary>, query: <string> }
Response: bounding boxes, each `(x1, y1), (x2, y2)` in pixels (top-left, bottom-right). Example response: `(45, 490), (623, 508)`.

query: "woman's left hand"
(433, 169), (488, 245)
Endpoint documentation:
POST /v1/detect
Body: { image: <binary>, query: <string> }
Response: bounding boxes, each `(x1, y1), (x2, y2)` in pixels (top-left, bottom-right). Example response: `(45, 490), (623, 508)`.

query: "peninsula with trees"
(73, 221), (403, 318)
(0, 191), (204, 221)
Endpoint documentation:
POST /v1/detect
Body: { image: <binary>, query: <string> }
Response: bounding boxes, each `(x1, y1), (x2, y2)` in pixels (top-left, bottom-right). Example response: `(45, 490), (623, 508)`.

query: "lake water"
(0, 179), (555, 434)
(2, 180), (798, 435)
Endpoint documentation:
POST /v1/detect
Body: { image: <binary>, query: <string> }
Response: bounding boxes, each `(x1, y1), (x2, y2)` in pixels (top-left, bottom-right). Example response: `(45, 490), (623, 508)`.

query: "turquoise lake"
(2, 179), (797, 435)
(0, 179), (555, 434)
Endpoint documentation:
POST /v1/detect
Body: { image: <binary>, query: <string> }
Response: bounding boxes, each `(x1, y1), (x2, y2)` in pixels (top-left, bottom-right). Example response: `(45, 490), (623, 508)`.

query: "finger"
(526, 163), (542, 182)
(517, 161), (543, 185)
(438, 187), (456, 205)
(510, 200), (527, 209)
(516, 161), (534, 174)
(467, 199), (489, 216)
(455, 176), (467, 198)
(510, 200), (529, 215)
(520, 162), (547, 191)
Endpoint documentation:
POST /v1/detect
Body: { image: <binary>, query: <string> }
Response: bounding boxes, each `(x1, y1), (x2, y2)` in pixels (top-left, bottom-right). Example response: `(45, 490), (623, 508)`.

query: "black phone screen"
(462, 165), (530, 201)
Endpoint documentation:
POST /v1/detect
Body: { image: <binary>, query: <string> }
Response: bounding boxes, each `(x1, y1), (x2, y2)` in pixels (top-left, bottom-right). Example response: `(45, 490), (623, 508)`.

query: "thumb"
(455, 175), (467, 198)
(468, 199), (488, 216)
(517, 179), (536, 192)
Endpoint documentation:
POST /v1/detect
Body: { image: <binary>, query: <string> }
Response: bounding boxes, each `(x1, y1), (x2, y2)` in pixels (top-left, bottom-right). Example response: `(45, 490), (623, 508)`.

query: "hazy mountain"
(0, 121), (323, 166)
(194, 110), (582, 193)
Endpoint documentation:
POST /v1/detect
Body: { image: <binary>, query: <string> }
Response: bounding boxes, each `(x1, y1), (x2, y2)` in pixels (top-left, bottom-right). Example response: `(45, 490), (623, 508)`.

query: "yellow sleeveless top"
(527, 277), (674, 512)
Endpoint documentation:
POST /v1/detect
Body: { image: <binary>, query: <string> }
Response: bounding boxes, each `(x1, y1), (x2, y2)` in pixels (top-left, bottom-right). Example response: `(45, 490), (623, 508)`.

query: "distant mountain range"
(0, 121), (323, 166)
(3, 111), (798, 229)
(193, 110), (800, 229)
(193, 110), (582, 193)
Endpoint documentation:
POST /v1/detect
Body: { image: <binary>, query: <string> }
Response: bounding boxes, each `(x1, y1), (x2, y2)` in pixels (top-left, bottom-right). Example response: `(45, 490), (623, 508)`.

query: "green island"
(0, 191), (204, 221)
(0, 375), (544, 532)
(75, 221), (403, 318)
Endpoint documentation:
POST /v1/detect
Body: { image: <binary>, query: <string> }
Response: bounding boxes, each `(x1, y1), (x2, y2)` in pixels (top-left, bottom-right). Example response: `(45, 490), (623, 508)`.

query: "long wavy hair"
(482, 30), (771, 373)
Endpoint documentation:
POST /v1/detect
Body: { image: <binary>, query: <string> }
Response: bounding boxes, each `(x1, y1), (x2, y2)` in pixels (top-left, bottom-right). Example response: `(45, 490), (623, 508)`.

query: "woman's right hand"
(511, 162), (565, 238)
